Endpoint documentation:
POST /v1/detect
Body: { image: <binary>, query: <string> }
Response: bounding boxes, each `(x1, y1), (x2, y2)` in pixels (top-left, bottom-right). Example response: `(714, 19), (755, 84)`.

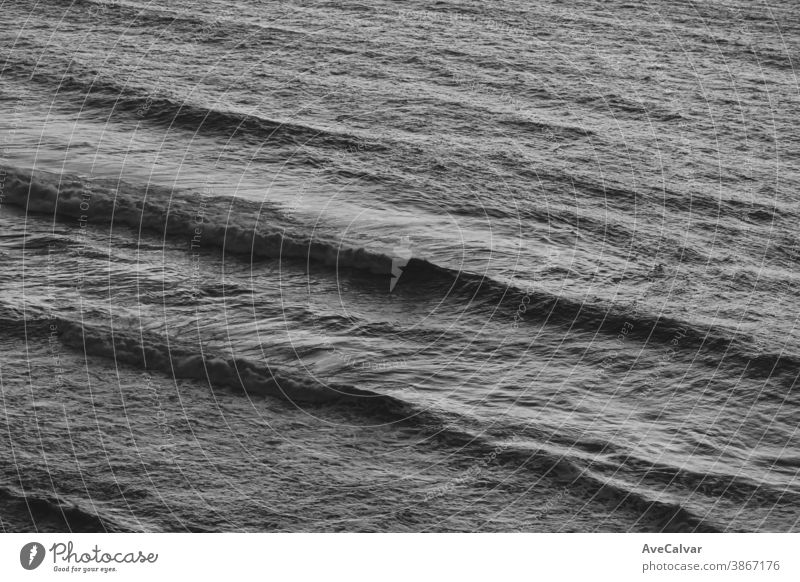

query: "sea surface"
(1, 0), (799, 532)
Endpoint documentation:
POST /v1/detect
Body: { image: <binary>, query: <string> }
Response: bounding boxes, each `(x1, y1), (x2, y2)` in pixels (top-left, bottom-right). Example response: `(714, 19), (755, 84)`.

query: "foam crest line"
(489, 448), (721, 533)
(2, 166), (397, 275)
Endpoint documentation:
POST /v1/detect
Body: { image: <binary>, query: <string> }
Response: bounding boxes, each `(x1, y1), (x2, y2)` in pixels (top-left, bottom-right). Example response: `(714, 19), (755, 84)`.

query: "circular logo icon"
(20, 542), (46, 570)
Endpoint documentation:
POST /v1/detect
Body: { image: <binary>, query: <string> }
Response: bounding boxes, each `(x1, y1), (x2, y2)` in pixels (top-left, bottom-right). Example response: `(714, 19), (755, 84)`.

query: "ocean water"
(1, 0), (799, 532)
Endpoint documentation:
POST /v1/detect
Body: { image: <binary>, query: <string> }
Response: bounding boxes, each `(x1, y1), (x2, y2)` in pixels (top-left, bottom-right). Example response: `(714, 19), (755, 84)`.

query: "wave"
(608, 454), (800, 506)
(70, 0), (310, 39)
(53, 318), (720, 532)
(499, 117), (595, 140)
(6, 62), (376, 152)
(1, 312), (730, 532)
(0, 485), (127, 533)
(55, 317), (416, 412)
(7, 164), (800, 378)
(2, 165), (397, 275)
(517, 168), (786, 229)
(49, 326), (710, 532)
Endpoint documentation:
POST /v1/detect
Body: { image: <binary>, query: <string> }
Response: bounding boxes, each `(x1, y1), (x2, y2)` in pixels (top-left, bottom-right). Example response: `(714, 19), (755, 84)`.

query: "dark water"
(1, 0), (799, 532)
